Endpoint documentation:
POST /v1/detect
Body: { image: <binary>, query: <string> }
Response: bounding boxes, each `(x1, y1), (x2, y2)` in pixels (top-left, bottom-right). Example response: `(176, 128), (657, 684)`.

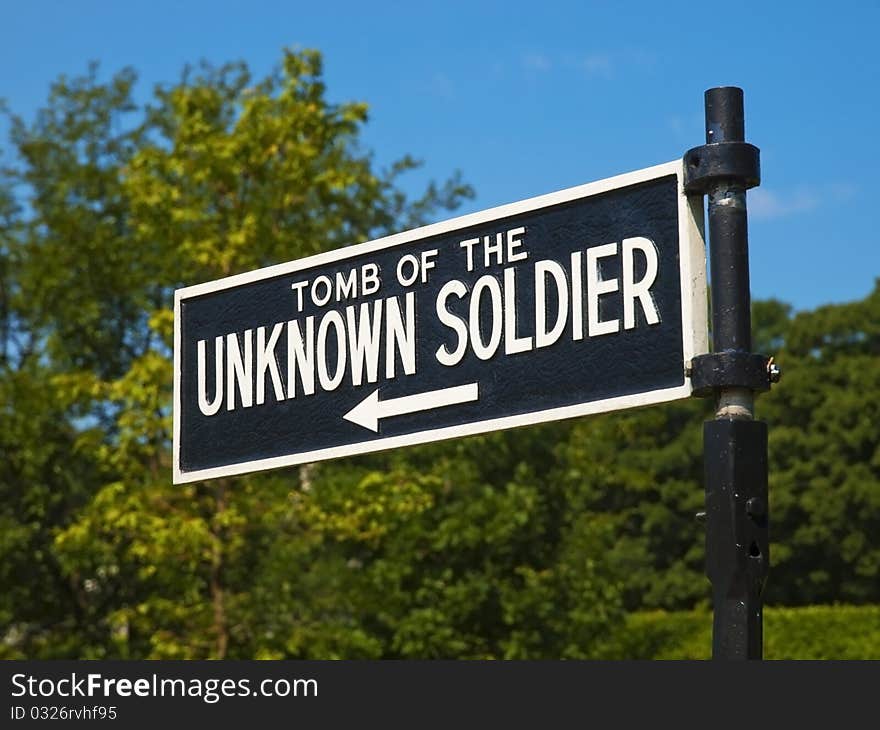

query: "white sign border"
(173, 160), (707, 484)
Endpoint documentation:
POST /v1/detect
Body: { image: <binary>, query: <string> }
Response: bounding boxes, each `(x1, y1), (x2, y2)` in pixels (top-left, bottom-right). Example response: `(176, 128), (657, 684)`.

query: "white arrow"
(343, 382), (479, 432)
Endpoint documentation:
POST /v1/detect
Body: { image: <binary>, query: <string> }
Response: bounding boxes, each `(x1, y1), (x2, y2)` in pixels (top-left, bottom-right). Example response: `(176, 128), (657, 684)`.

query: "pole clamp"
(688, 351), (771, 397)
(683, 142), (760, 194)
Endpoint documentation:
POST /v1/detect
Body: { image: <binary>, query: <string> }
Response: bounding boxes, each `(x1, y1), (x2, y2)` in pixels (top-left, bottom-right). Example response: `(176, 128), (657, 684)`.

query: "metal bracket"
(688, 351), (771, 397)
(683, 142), (760, 194)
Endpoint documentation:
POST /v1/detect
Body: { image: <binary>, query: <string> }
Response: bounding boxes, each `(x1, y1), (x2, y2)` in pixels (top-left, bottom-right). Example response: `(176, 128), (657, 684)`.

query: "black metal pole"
(705, 88), (752, 353)
(684, 87), (771, 660)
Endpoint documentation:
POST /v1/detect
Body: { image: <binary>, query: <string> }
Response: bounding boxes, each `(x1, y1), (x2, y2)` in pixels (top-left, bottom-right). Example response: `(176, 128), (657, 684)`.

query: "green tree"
(0, 49), (470, 658)
(762, 282), (880, 605)
(2, 48), (625, 659)
(557, 399), (710, 612)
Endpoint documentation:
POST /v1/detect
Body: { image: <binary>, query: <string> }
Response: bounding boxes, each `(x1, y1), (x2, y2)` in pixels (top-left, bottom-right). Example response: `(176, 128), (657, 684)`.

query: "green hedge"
(598, 605), (880, 659)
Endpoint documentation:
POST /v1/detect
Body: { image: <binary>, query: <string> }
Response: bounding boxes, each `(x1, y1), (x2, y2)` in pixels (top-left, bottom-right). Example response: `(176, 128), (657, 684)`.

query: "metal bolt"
(768, 357), (782, 383)
(746, 497), (765, 519)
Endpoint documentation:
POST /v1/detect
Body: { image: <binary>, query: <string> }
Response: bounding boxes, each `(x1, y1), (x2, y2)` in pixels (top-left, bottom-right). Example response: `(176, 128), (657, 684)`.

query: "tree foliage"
(761, 285), (880, 605)
(598, 604), (880, 659)
(0, 49), (489, 659)
(0, 49), (622, 659)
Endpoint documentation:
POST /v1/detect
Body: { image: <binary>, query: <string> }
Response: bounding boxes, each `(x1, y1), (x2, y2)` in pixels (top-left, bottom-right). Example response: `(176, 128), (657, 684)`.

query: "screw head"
(746, 497), (766, 518)
(768, 357), (782, 383)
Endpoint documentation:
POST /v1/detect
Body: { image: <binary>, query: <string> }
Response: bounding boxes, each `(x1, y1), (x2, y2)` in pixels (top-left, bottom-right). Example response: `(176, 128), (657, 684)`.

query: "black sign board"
(173, 161), (706, 483)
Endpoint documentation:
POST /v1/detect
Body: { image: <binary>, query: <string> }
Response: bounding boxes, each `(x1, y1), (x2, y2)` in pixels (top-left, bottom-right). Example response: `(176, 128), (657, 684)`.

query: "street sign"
(173, 160), (707, 484)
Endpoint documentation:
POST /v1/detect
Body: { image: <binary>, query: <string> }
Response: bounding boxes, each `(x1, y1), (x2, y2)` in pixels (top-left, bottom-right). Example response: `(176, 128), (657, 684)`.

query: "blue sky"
(2, 0), (878, 311)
